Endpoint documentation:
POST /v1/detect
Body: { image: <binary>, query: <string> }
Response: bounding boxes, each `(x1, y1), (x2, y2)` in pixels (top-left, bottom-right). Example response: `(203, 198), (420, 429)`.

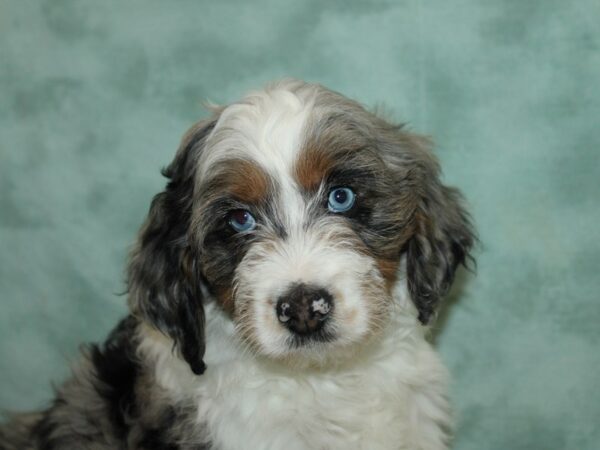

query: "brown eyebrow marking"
(206, 158), (270, 204)
(294, 142), (336, 192)
(294, 115), (381, 193)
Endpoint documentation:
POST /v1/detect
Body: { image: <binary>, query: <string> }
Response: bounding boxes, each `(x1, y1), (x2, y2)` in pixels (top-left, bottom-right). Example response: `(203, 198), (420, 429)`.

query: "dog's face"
(128, 81), (474, 373)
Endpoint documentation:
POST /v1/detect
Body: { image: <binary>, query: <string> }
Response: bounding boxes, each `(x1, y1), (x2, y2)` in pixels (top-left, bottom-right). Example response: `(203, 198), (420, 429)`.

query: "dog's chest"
(192, 359), (410, 450)
(141, 308), (448, 449)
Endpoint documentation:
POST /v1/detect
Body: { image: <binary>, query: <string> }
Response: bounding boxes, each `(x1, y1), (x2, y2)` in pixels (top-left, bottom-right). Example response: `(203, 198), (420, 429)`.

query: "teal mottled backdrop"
(1, 1), (599, 449)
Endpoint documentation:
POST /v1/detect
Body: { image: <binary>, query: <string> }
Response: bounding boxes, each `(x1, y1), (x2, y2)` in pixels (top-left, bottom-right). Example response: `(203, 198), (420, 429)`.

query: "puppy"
(0, 80), (474, 450)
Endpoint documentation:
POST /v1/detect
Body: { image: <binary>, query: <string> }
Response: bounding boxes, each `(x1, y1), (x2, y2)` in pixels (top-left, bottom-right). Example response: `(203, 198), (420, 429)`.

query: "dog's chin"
(241, 319), (389, 370)
(270, 339), (381, 371)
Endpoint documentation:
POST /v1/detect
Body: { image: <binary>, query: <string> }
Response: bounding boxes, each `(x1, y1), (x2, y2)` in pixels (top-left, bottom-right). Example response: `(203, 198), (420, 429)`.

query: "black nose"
(276, 284), (333, 335)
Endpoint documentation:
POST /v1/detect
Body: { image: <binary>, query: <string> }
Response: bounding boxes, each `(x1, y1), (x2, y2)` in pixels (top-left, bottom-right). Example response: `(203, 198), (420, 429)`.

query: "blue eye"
(328, 187), (356, 213)
(229, 209), (257, 232)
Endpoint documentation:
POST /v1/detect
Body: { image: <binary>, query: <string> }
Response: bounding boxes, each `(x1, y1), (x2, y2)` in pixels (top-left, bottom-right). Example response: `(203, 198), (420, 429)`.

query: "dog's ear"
(406, 181), (475, 324)
(127, 118), (216, 375)
(379, 127), (475, 324)
(401, 135), (475, 324)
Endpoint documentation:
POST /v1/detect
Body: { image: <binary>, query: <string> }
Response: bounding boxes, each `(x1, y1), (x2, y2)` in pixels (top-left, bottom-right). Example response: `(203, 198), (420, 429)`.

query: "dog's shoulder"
(1, 316), (208, 450)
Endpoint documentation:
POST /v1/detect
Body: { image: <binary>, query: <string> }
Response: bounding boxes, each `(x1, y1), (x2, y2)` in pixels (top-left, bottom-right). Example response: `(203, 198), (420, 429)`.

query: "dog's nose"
(276, 284), (333, 335)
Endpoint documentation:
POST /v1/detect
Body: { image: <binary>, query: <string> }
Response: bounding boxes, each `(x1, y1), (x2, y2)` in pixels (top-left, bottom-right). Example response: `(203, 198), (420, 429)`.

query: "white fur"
(140, 81), (454, 449)
(198, 81), (388, 360)
(138, 278), (452, 450)
(234, 217), (384, 360)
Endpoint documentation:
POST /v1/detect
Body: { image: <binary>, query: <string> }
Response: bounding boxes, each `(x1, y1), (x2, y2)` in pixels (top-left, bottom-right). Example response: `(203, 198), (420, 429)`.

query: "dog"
(0, 80), (475, 450)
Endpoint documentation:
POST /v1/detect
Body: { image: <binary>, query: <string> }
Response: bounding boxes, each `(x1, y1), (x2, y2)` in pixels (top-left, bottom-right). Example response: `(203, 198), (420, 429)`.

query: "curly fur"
(0, 80), (474, 450)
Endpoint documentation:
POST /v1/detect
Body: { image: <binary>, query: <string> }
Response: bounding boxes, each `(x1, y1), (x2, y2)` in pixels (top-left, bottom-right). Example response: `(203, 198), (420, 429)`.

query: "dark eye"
(228, 209), (257, 232)
(328, 187), (356, 213)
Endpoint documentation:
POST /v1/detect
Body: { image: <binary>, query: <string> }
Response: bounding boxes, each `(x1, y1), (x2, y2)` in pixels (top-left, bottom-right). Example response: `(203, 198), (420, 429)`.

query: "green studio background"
(1, 1), (599, 449)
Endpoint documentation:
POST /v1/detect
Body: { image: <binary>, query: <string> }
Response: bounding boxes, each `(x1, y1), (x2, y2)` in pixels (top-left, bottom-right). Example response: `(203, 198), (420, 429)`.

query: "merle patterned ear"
(406, 183), (475, 324)
(376, 125), (475, 324)
(127, 119), (216, 375)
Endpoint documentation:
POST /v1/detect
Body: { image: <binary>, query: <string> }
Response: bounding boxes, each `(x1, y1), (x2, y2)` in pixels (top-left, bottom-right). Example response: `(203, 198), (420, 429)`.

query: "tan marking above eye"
(213, 159), (270, 203)
(294, 144), (335, 192)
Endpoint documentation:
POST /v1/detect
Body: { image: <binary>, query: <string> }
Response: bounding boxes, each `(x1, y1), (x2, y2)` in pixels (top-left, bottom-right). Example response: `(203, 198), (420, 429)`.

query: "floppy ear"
(388, 131), (476, 324)
(127, 119), (216, 375)
(377, 126), (475, 324)
(406, 181), (475, 324)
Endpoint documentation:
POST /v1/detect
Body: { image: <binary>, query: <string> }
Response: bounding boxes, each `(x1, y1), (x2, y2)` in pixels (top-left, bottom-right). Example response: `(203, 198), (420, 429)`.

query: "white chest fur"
(138, 301), (452, 450)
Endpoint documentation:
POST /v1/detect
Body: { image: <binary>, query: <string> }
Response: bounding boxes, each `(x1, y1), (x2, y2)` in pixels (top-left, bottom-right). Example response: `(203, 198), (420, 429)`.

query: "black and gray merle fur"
(0, 81), (474, 449)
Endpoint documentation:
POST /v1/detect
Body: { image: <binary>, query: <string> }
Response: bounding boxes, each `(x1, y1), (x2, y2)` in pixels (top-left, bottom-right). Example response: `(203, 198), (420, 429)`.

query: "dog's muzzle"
(276, 284), (333, 336)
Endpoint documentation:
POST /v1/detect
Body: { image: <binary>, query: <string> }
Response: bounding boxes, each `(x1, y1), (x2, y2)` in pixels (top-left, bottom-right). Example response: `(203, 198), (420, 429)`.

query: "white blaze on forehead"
(198, 84), (315, 183)
(198, 82), (320, 228)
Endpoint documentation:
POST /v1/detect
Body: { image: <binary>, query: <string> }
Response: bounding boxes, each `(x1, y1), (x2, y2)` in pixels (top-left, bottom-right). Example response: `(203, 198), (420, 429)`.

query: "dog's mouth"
(285, 326), (337, 348)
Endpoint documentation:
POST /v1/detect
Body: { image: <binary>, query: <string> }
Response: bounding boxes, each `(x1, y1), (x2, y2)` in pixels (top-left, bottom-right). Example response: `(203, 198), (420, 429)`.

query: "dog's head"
(127, 80), (474, 374)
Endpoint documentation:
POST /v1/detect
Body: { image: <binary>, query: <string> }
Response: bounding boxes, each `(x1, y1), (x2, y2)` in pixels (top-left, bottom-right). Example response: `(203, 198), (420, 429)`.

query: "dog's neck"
(133, 277), (450, 450)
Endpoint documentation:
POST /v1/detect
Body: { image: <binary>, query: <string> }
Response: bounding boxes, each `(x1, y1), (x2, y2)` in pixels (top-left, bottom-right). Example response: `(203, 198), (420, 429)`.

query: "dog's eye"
(328, 187), (356, 213)
(228, 209), (257, 232)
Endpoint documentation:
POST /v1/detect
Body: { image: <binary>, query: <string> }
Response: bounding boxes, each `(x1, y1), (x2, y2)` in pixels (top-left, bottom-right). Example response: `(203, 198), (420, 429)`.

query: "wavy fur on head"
(1, 80), (474, 450)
